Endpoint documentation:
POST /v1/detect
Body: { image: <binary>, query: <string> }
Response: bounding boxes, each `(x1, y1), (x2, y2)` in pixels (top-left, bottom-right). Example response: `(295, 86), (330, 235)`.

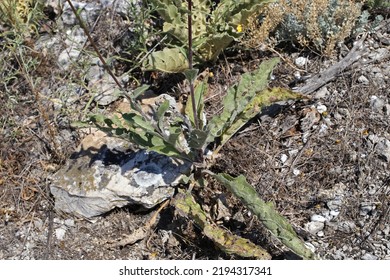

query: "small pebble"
(330, 210), (340, 218)
(294, 71), (301, 79)
(311, 214), (327, 223)
(316, 104), (327, 114)
(55, 227), (66, 241)
(361, 253), (378, 260)
(295, 57), (308, 67)
(64, 219), (75, 227)
(360, 203), (374, 216)
(314, 87), (329, 99)
(53, 218), (62, 224)
(305, 221), (325, 234)
(280, 154), (288, 163)
(292, 169), (300, 176)
(327, 199), (343, 211)
(376, 138), (390, 162)
(370, 95), (385, 112)
(358, 75), (369, 85)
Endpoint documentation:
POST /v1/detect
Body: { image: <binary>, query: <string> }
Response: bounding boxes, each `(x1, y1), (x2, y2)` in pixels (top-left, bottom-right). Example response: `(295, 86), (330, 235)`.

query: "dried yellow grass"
(243, 0), (365, 56)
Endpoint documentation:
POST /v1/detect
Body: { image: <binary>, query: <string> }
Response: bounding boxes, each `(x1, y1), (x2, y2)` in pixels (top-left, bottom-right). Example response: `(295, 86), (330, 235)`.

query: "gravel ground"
(1, 3), (389, 260)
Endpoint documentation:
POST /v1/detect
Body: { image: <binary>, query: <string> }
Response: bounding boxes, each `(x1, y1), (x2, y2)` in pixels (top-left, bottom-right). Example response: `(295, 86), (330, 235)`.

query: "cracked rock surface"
(51, 130), (191, 219)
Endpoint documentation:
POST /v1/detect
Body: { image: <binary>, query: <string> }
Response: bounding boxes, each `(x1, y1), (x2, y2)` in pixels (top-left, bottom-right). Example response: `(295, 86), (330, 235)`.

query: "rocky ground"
(1, 1), (389, 260)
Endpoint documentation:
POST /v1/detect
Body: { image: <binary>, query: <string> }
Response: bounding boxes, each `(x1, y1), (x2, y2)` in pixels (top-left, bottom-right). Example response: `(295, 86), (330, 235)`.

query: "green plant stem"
(187, 0), (199, 130)
(66, 0), (144, 109)
(65, 0), (180, 153)
(64, 0), (122, 91)
(65, 0), (150, 119)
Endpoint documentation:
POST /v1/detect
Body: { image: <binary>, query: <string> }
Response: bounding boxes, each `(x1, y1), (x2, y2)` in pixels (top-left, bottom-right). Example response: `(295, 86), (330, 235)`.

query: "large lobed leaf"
(146, 0), (276, 71)
(212, 0), (275, 29)
(143, 47), (188, 73)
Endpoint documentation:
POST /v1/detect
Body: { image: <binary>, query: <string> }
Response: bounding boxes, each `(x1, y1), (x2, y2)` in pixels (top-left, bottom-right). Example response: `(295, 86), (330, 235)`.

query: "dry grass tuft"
(243, 0), (365, 56)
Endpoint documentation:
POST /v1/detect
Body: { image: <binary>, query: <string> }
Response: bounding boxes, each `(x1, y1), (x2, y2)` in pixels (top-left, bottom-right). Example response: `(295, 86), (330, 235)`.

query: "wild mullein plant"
(75, 0), (317, 259)
(144, 0), (275, 72)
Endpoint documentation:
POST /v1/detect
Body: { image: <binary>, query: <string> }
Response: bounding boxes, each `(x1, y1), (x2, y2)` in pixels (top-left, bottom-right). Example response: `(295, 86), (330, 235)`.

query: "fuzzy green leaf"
(144, 47), (188, 73)
(212, 0), (275, 28)
(149, 0), (276, 63)
(122, 112), (156, 133)
(187, 129), (208, 150)
(218, 87), (304, 148)
(156, 99), (170, 132)
(211, 172), (317, 260)
(132, 84), (150, 99)
(185, 80), (207, 128)
(207, 57), (280, 144)
(183, 68), (199, 84)
(173, 190), (271, 259)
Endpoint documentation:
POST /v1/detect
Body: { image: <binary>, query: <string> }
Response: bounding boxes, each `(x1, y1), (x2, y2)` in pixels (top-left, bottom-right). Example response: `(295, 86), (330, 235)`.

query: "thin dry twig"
(296, 33), (368, 94)
(107, 199), (170, 248)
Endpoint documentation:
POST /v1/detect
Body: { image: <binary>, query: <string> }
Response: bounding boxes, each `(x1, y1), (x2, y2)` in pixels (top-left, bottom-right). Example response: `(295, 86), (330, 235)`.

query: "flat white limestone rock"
(50, 130), (191, 219)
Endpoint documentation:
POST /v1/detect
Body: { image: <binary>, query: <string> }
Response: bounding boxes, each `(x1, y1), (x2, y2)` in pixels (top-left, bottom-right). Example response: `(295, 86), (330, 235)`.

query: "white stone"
(288, 149), (299, 157)
(361, 253), (378, 260)
(319, 124), (328, 134)
(305, 221), (325, 234)
(64, 27), (87, 46)
(280, 154), (288, 163)
(51, 146), (190, 219)
(55, 227), (66, 241)
(314, 87), (330, 99)
(311, 214), (327, 223)
(376, 138), (390, 162)
(370, 95), (385, 113)
(64, 219), (75, 227)
(358, 75), (369, 85)
(295, 57), (308, 67)
(329, 210), (340, 218)
(368, 134), (381, 144)
(292, 169), (300, 176)
(316, 104), (327, 114)
(327, 199), (343, 211)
